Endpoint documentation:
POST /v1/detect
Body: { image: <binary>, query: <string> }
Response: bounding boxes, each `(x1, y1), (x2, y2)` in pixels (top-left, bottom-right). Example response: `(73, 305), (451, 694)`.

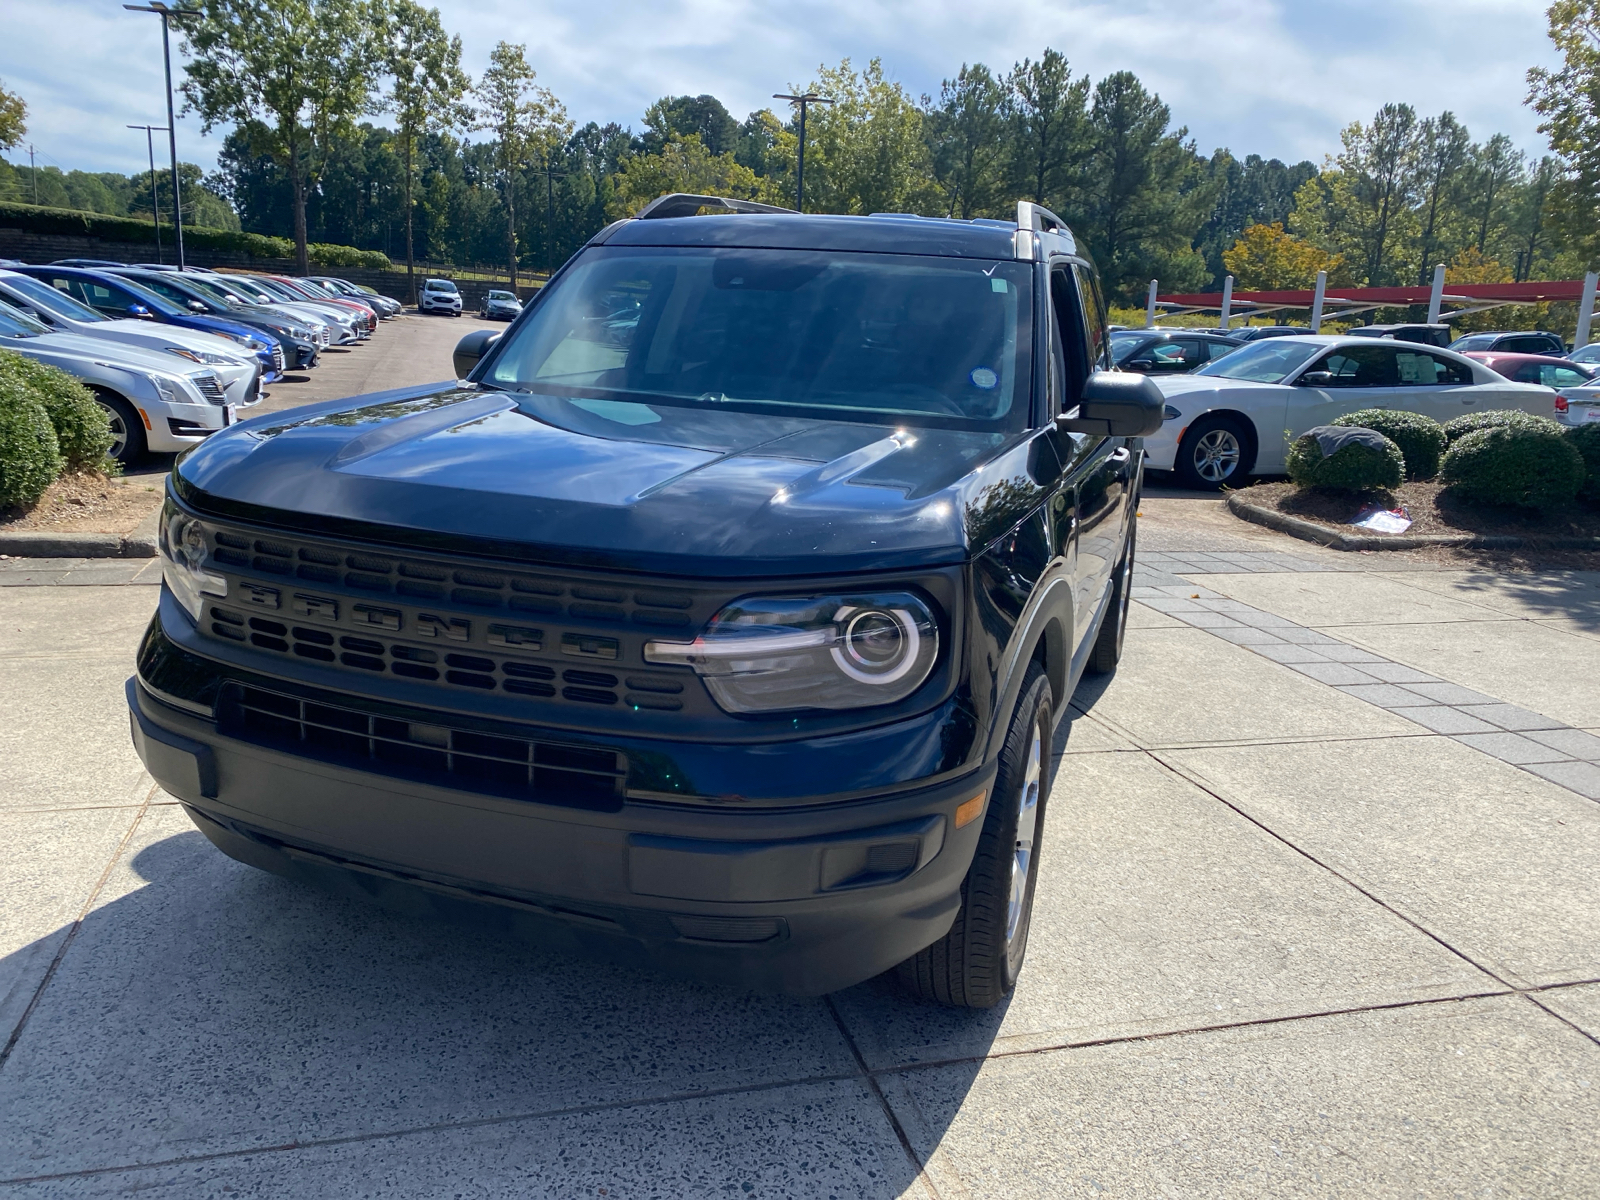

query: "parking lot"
(2, 315), (1599, 1197)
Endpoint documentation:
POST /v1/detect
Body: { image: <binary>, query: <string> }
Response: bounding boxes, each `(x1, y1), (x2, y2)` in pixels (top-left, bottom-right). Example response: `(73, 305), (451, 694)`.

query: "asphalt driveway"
(1, 510), (1597, 1195)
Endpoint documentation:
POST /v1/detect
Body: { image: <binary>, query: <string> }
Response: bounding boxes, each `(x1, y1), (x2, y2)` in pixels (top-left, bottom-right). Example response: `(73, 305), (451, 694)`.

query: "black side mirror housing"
(453, 329), (501, 379)
(1057, 371), (1165, 438)
(1297, 370), (1333, 387)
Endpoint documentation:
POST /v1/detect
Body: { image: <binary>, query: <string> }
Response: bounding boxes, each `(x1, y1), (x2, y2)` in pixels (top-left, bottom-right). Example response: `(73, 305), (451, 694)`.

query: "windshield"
(1193, 338), (1324, 383)
(0, 298), (49, 337)
(0, 274), (106, 322)
(1449, 334), (1495, 351)
(101, 275), (185, 317)
(487, 247), (1034, 431)
(428, 280), (458, 292)
(488, 290), (517, 301)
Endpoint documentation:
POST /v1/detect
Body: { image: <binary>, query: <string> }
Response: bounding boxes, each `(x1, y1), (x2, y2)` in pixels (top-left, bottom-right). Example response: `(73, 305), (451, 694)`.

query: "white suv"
(420, 278), (462, 317)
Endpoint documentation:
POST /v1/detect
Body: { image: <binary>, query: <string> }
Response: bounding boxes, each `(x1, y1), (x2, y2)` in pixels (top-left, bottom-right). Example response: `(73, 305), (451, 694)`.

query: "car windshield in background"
(488, 290), (517, 301)
(2, 274), (107, 322)
(1193, 338), (1323, 383)
(488, 247), (1034, 431)
(0, 299), (48, 337)
(429, 280), (459, 293)
(1449, 334), (1496, 351)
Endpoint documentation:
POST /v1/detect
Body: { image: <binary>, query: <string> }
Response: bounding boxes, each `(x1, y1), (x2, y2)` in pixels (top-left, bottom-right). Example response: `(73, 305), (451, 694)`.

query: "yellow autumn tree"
(1444, 246), (1545, 333)
(1221, 222), (1345, 290)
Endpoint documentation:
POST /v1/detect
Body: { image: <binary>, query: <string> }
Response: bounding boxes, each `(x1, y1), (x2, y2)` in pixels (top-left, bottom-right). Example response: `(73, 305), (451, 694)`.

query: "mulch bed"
(1233, 479), (1600, 570)
(0, 471), (163, 534)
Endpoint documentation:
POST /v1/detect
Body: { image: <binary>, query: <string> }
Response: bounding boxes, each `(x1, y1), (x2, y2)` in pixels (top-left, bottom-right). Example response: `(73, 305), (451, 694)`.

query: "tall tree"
(1466, 133), (1524, 255)
(473, 41), (563, 287)
(0, 79), (25, 153)
(925, 63), (1010, 219)
(1528, 0), (1600, 259)
(1412, 112), (1471, 282)
(641, 95), (738, 156)
(1006, 50), (1088, 207)
(1337, 103), (1420, 285)
(795, 59), (931, 216)
(182, 0), (380, 274)
(376, 0), (471, 303)
(1511, 155), (1560, 279)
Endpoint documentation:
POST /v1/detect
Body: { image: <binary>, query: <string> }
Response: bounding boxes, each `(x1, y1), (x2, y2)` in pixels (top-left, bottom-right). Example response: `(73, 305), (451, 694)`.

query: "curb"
(1224, 492), (1600, 553)
(0, 505), (160, 559)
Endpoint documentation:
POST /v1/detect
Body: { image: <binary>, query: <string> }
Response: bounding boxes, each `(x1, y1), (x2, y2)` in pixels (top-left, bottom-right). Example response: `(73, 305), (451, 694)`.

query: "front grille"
(193, 373), (227, 404)
(271, 343), (285, 371)
(206, 604), (687, 711)
(318, 327), (330, 346)
(219, 682), (627, 811)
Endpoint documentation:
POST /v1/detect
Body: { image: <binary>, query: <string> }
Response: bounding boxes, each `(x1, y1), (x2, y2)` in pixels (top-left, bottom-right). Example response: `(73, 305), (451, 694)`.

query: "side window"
(1072, 264), (1109, 371)
(1414, 352), (1472, 385)
(1049, 265), (1089, 412)
(1317, 345), (1398, 387)
(1205, 340), (1240, 361)
(1552, 366), (1592, 387)
(1147, 340), (1199, 369)
(1395, 350), (1459, 385)
(137, 278), (186, 304)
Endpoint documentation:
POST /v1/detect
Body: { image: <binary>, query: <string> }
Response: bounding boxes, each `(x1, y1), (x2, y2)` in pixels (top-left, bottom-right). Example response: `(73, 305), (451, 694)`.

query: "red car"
(267, 275), (378, 335)
(1460, 352), (1597, 420)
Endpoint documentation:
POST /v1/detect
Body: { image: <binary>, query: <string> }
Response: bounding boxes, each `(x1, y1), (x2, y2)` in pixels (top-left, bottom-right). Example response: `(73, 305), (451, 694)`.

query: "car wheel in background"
(95, 391), (146, 465)
(1088, 510), (1135, 674)
(895, 662), (1052, 1008)
(1175, 414), (1252, 490)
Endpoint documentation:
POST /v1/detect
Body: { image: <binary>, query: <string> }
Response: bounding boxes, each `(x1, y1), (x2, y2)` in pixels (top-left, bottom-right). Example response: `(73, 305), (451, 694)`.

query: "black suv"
(129, 195), (1161, 1006)
(1110, 328), (1242, 373)
(1448, 330), (1568, 356)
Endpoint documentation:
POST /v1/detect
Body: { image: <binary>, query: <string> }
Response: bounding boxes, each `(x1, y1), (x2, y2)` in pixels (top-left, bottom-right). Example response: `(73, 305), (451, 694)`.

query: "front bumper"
(129, 621), (992, 995)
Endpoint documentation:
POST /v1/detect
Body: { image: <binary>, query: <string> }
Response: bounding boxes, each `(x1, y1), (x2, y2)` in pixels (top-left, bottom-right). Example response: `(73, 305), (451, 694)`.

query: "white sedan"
(1144, 336), (1556, 489)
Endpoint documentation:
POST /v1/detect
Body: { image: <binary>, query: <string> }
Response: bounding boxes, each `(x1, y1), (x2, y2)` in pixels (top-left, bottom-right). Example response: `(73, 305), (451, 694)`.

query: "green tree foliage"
(641, 95), (739, 157)
(473, 41), (569, 285)
(1007, 50), (1089, 207)
(377, 0), (471, 301)
(1194, 150), (1318, 285)
(0, 79), (26, 152)
(1222, 222), (1345, 290)
(791, 59), (931, 216)
(926, 64), (1010, 219)
(608, 135), (770, 218)
(1528, 0), (1600, 259)
(181, 0), (381, 275)
(0, 351), (65, 509)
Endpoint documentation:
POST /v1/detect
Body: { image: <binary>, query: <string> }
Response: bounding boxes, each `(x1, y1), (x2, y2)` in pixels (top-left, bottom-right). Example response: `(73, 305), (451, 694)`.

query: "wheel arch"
(1180, 407), (1261, 475)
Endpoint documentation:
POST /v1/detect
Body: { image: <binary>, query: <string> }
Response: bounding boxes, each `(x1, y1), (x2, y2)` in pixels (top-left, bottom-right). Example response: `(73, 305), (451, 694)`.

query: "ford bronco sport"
(130, 194), (1163, 1006)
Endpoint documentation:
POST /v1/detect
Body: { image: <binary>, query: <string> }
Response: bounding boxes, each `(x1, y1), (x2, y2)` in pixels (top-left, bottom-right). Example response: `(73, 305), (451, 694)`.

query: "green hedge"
(1442, 409), (1564, 443)
(1563, 423), (1600, 502)
(0, 350), (112, 468)
(1287, 430), (1404, 491)
(0, 375), (64, 510)
(1331, 409), (1447, 480)
(1441, 425), (1585, 510)
(0, 201), (391, 269)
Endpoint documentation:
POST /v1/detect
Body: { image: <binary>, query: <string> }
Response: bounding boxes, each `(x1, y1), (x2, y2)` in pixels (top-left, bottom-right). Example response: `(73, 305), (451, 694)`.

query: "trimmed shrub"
(1442, 408), (1563, 444)
(1441, 425), (1586, 510)
(1287, 429), (1405, 491)
(1563, 423), (1600, 502)
(0, 377), (64, 509)
(1331, 409), (1447, 479)
(0, 350), (112, 468)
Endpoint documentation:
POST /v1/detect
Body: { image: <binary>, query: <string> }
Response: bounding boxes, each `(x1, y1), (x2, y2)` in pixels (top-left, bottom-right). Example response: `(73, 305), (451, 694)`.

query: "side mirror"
(1297, 370), (1333, 387)
(1057, 371), (1165, 438)
(1123, 357), (1156, 372)
(453, 329), (501, 378)
(188, 300), (208, 313)
(126, 304), (152, 319)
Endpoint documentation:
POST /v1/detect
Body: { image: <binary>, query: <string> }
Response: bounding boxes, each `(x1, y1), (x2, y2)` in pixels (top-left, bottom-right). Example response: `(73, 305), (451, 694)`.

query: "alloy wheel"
(1006, 722), (1043, 946)
(1192, 429), (1241, 483)
(102, 404), (128, 461)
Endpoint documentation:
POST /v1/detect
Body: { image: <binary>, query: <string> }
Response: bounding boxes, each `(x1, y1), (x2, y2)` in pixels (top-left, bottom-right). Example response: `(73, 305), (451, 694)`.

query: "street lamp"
(124, 2), (200, 269)
(772, 92), (833, 213)
(127, 124), (170, 263)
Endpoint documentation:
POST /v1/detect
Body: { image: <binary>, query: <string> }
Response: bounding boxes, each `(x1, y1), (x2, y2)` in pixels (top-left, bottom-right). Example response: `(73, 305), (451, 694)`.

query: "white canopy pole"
(1426, 263), (1446, 325)
(1310, 270), (1327, 333)
(1145, 279), (1158, 329)
(1576, 271), (1598, 350)
(1218, 275), (1233, 330)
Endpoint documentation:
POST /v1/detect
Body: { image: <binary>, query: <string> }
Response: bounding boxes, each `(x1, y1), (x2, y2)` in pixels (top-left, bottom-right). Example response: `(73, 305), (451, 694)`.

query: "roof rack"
(634, 193), (798, 220)
(1015, 201), (1067, 235)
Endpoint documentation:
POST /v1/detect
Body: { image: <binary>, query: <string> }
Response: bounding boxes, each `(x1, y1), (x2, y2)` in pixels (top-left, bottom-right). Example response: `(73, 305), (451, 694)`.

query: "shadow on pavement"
(0, 820), (999, 1192)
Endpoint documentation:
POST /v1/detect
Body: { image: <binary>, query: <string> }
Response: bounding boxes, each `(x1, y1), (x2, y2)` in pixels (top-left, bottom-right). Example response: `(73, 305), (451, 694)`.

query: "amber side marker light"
(954, 792), (987, 829)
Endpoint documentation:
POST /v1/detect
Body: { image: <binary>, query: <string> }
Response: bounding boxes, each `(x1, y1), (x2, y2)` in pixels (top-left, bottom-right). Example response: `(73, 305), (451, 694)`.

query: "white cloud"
(0, 0), (1563, 178)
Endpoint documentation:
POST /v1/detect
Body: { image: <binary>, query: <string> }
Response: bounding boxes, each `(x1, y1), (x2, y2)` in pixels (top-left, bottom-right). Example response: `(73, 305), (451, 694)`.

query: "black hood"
(175, 384), (1029, 578)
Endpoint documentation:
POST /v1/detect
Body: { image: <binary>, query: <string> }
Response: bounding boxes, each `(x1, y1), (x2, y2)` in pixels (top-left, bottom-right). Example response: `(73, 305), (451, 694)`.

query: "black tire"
(1175, 414), (1252, 490)
(95, 391), (146, 465)
(895, 663), (1053, 1008)
(1088, 508), (1136, 675)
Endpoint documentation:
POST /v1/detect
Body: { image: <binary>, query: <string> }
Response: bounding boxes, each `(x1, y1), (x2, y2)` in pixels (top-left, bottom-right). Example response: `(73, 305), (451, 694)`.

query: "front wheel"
(1175, 415), (1252, 490)
(895, 663), (1052, 1008)
(95, 391), (146, 465)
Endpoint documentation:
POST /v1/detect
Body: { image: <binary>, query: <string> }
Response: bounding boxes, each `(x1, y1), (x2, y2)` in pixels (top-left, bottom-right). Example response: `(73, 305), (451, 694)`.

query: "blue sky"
(2, 0), (1563, 180)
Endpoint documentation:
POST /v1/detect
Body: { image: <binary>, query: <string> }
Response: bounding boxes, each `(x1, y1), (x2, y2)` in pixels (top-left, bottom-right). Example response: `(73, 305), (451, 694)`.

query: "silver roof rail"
(634, 193), (798, 220)
(1014, 201), (1073, 260)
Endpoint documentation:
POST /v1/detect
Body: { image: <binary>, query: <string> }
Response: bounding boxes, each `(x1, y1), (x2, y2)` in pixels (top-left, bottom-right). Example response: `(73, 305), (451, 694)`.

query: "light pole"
(537, 148), (568, 276)
(772, 92), (833, 213)
(124, 2), (200, 269)
(128, 124), (169, 263)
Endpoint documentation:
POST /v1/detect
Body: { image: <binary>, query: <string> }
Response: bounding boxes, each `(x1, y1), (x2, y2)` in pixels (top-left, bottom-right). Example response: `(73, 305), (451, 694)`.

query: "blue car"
(14, 266), (290, 382)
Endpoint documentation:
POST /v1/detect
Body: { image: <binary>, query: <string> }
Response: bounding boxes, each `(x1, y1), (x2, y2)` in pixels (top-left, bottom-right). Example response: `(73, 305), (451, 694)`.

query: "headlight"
(158, 503), (227, 621)
(165, 346), (231, 365)
(644, 591), (939, 713)
(152, 376), (181, 404)
(215, 331), (250, 346)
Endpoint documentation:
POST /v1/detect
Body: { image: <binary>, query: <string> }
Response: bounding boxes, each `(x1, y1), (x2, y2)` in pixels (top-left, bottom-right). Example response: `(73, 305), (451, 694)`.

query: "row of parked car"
(0, 259), (403, 463)
(1105, 323), (1599, 488)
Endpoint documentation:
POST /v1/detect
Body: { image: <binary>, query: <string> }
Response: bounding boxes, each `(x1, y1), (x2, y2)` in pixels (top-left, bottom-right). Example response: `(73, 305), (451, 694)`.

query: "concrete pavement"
(1, 506), (1598, 1195)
